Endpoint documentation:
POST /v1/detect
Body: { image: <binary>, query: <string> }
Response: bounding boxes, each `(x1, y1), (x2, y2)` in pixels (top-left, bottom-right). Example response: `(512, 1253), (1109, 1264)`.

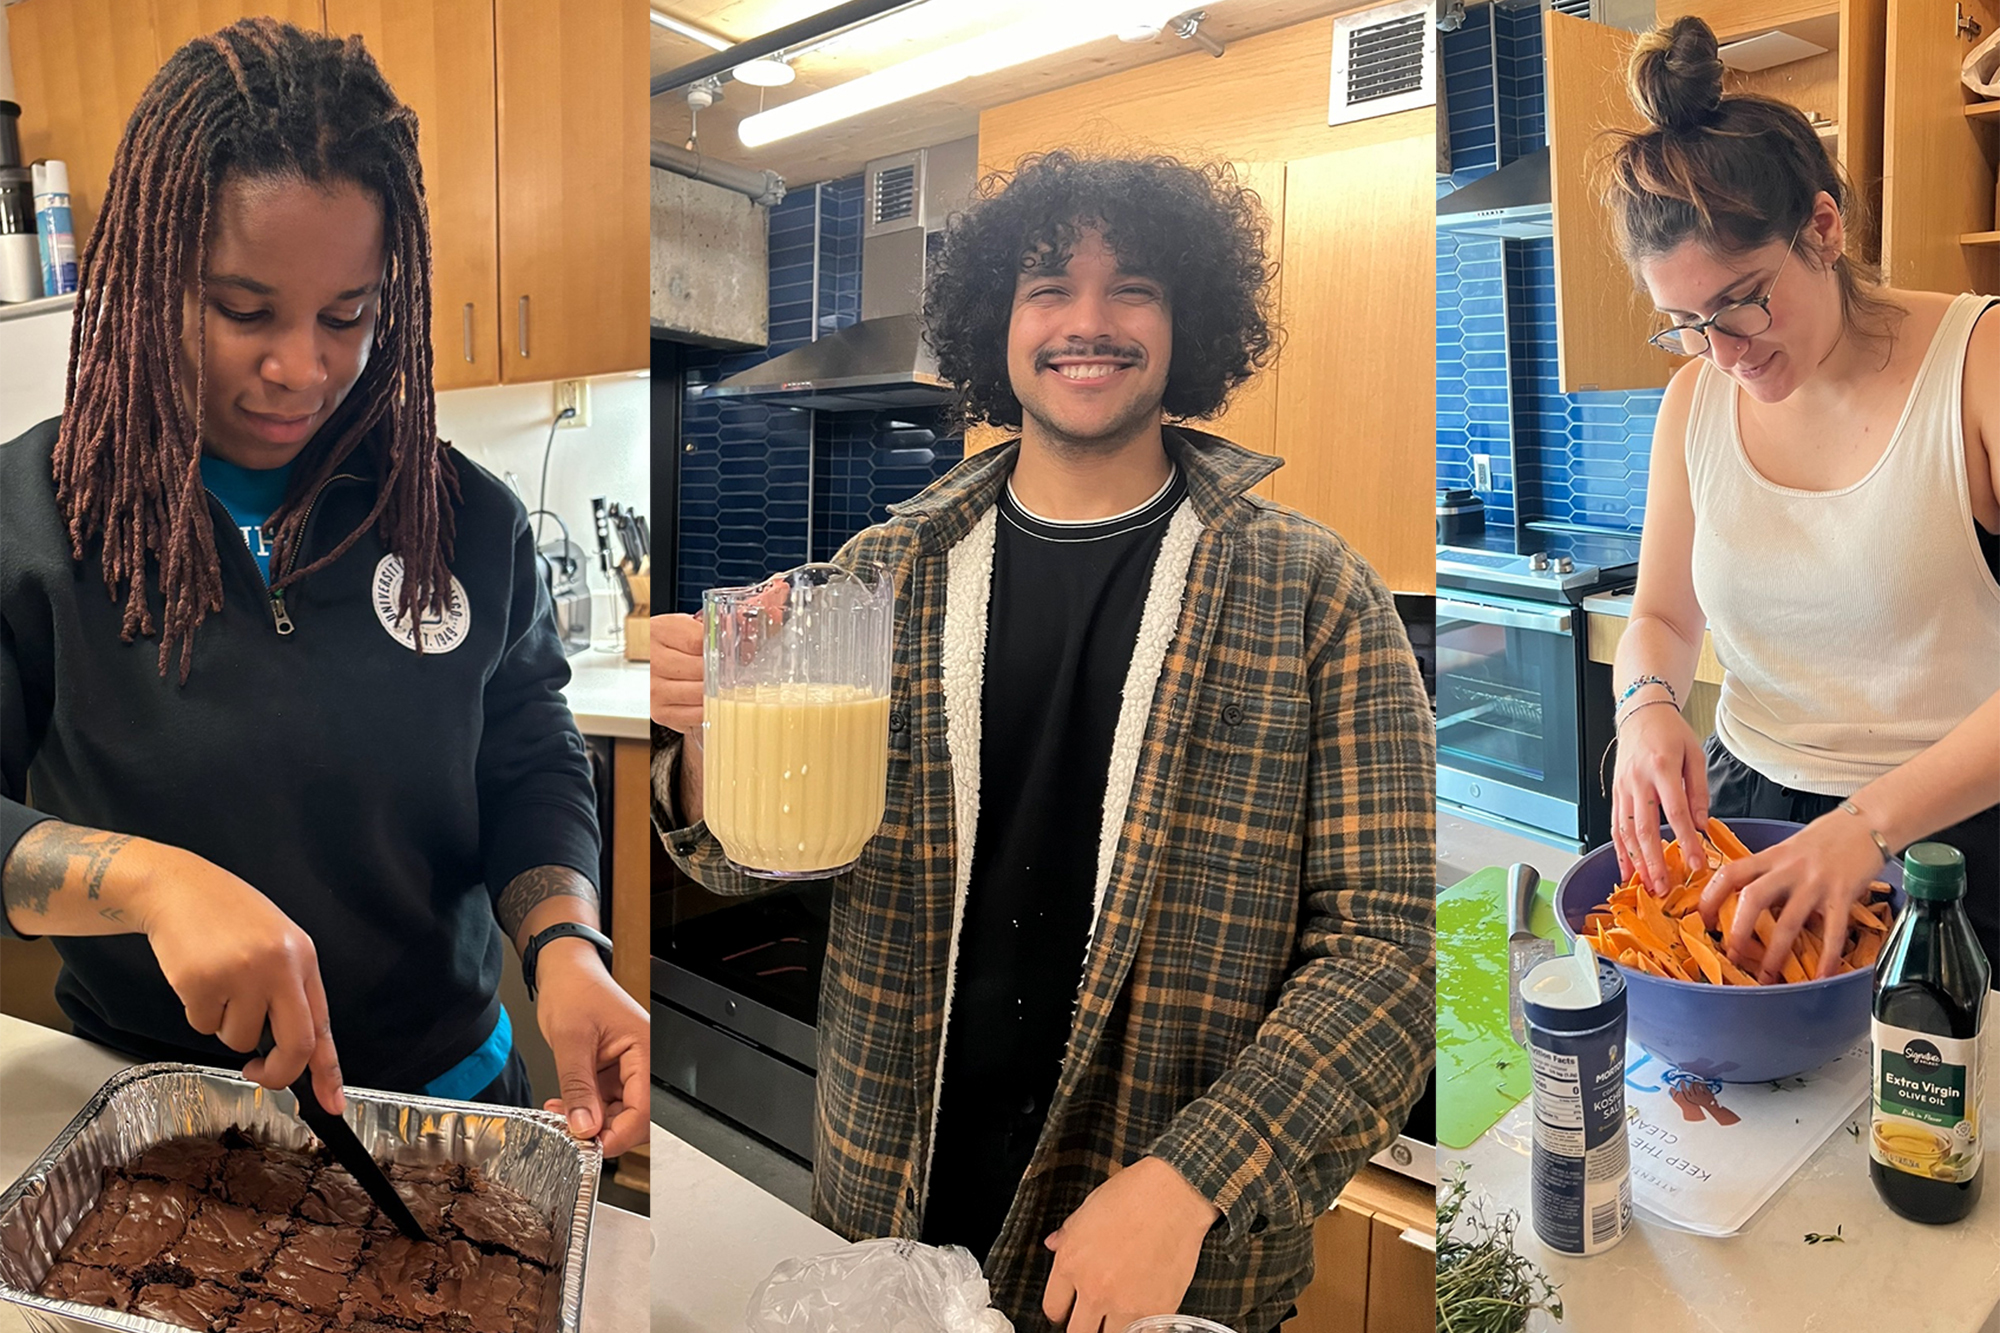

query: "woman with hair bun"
(1603, 16), (1999, 978)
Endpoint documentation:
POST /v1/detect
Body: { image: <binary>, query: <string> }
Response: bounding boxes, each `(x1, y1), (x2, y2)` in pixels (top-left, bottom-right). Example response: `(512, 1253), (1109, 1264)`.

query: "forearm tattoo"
(496, 864), (598, 948)
(2, 822), (134, 921)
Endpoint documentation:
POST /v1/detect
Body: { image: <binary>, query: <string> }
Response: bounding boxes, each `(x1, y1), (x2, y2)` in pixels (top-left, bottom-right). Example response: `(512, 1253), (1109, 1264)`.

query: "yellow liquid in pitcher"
(704, 684), (890, 874)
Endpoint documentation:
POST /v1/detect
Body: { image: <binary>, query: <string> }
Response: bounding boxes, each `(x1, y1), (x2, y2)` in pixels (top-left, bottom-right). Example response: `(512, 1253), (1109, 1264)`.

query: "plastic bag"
(1965, 27), (2000, 97)
(746, 1238), (1015, 1333)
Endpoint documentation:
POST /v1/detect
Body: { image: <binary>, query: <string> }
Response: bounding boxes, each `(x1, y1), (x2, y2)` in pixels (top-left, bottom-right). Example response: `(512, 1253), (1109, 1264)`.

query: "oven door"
(1435, 593), (1582, 840)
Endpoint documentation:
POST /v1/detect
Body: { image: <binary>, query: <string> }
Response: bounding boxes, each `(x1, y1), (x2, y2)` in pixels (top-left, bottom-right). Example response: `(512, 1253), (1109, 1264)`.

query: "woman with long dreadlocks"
(0, 19), (647, 1157)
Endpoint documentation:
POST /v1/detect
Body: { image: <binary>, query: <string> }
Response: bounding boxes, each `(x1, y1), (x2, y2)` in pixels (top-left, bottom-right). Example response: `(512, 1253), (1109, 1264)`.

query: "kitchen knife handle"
(1507, 862), (1540, 938)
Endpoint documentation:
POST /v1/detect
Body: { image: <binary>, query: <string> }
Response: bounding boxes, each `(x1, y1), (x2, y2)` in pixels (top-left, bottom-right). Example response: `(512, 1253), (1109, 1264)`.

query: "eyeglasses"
(1647, 229), (1802, 358)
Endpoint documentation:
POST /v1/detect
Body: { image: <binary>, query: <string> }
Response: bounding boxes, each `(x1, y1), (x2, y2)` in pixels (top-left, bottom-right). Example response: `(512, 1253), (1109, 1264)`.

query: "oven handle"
(1438, 597), (1572, 634)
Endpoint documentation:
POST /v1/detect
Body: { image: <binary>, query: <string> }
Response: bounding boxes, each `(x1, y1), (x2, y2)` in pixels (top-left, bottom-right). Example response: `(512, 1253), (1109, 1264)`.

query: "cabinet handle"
(518, 295), (530, 358)
(462, 303), (474, 363)
(1398, 1227), (1436, 1253)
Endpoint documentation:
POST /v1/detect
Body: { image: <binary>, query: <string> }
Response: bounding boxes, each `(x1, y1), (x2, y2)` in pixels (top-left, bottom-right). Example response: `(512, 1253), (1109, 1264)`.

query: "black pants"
(1705, 736), (2000, 972)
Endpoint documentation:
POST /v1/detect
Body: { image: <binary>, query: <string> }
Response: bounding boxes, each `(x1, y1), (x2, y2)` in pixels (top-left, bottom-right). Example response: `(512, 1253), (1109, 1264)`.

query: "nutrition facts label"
(1532, 1045), (1584, 1154)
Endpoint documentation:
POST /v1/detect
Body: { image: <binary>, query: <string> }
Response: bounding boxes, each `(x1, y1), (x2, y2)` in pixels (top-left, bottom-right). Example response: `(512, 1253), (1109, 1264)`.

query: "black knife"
(633, 513), (650, 557)
(288, 1072), (429, 1242)
(257, 1031), (428, 1241)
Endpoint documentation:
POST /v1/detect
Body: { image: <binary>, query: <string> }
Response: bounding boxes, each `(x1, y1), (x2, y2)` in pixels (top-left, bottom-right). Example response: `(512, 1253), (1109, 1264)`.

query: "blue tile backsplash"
(1437, 6), (1661, 536)
(675, 176), (966, 612)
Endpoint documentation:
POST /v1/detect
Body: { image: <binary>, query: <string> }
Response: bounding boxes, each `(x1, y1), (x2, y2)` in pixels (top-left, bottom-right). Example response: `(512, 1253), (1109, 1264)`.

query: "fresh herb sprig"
(1803, 1225), (1845, 1245)
(1437, 1164), (1563, 1333)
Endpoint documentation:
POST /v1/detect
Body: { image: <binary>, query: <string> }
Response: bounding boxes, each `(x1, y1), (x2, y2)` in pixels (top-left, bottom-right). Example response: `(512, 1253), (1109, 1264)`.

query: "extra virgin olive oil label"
(1871, 1019), (1982, 1184)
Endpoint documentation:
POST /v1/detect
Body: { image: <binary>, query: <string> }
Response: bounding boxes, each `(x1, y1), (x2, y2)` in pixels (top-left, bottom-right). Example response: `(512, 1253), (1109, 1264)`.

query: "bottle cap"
(1901, 842), (1966, 901)
(1523, 954), (1626, 1034)
(37, 159), (68, 196)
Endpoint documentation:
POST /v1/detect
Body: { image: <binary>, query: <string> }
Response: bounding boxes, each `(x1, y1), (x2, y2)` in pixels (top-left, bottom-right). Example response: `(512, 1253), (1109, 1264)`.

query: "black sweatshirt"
(0, 418), (600, 1091)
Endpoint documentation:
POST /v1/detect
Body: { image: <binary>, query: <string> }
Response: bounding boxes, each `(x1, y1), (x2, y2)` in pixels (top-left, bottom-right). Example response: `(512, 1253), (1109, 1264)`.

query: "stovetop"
(1438, 525), (1640, 604)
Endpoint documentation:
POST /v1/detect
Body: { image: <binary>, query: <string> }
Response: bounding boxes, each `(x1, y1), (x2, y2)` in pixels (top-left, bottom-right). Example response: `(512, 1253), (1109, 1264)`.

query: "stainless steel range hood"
(701, 137), (977, 412)
(1436, 146), (1551, 240)
(701, 312), (947, 411)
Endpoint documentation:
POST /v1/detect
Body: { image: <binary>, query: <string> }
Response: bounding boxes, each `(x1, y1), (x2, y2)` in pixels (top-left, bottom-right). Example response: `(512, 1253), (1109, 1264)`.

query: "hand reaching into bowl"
(1697, 808), (1888, 982)
(1610, 699), (1712, 897)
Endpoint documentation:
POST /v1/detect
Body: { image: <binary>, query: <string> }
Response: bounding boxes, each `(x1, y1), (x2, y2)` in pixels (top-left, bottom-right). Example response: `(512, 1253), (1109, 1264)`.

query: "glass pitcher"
(702, 563), (895, 879)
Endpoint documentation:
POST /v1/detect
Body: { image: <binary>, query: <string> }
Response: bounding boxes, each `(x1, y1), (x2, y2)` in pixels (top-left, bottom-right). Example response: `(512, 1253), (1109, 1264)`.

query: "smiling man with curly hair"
(655, 151), (1435, 1333)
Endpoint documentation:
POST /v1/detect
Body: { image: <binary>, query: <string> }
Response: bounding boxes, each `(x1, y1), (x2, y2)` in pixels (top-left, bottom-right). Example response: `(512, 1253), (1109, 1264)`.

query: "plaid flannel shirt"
(657, 427), (1435, 1330)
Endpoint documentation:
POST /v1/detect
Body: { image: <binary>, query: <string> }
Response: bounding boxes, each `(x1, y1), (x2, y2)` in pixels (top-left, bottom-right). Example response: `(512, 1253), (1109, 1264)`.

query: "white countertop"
(652, 1124), (842, 1333)
(1580, 591), (1636, 618)
(1451, 1003), (2000, 1333)
(563, 647), (650, 740)
(0, 1014), (648, 1332)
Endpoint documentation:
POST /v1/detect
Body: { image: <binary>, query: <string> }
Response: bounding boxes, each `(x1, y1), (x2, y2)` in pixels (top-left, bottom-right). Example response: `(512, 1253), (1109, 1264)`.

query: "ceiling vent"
(1331, 0), (1436, 126)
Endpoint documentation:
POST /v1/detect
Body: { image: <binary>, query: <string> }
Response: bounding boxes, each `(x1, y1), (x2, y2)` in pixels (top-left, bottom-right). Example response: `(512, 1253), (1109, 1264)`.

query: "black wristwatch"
(522, 922), (613, 1000)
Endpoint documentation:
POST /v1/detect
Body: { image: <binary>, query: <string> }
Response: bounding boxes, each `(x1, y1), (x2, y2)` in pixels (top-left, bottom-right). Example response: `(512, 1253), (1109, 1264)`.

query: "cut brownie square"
(511, 1259), (549, 1333)
(62, 1177), (197, 1268)
(129, 1276), (240, 1330)
(449, 1189), (553, 1265)
(433, 1240), (526, 1333)
(342, 1233), (450, 1325)
(256, 1228), (360, 1315)
(388, 1161), (467, 1190)
(37, 1258), (133, 1311)
(299, 1164), (379, 1228)
(168, 1198), (291, 1283)
(219, 1144), (315, 1214)
(231, 1296), (324, 1332)
(127, 1136), (229, 1191)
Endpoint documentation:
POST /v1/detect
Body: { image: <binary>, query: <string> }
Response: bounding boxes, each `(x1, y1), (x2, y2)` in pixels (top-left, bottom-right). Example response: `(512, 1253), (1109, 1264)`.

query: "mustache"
(1035, 340), (1144, 371)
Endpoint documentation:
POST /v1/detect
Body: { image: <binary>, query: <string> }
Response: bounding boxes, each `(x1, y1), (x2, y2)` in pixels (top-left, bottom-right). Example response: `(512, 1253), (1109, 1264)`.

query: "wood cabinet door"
(8, 0), (171, 249)
(325, 0), (502, 392)
(1363, 1214), (1436, 1333)
(1269, 138), (1435, 596)
(1883, 0), (1999, 294)
(1656, 0), (1841, 40)
(494, 0), (650, 382)
(1544, 9), (1673, 395)
(152, 0), (324, 53)
(1284, 1202), (1374, 1333)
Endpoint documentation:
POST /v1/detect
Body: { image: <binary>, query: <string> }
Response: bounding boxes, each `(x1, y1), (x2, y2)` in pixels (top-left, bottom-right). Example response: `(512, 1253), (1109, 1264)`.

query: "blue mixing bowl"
(1554, 818), (1905, 1082)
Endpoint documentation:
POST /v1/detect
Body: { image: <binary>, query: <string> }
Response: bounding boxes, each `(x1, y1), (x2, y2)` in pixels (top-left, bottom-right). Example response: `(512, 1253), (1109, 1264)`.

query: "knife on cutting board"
(1505, 862), (1553, 1047)
(258, 1031), (428, 1241)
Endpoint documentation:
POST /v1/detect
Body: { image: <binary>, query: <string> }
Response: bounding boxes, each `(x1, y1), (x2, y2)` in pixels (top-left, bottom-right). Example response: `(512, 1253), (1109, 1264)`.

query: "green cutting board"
(1436, 865), (1571, 1150)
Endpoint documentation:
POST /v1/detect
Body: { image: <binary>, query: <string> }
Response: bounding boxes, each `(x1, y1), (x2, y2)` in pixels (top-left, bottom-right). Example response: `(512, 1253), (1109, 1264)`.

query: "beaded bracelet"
(1616, 674), (1677, 710)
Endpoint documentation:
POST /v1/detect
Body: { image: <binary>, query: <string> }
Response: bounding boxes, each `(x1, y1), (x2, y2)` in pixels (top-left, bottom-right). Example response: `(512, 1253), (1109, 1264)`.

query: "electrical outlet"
(554, 379), (590, 428)
(1473, 453), (1492, 491)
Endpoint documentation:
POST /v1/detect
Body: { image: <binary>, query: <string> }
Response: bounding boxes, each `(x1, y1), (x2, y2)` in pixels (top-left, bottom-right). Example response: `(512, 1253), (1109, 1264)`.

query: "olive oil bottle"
(1870, 842), (1989, 1224)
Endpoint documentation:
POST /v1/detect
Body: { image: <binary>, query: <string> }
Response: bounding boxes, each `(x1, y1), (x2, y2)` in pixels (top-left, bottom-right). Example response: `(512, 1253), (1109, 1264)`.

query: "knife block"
(623, 569), (650, 662)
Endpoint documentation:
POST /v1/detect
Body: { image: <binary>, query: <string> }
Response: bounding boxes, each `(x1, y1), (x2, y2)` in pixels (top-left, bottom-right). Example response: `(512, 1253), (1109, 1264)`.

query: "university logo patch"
(371, 555), (470, 654)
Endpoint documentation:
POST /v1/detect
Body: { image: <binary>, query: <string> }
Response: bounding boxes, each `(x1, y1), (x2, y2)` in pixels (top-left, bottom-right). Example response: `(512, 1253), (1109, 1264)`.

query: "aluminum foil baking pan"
(0, 1062), (599, 1333)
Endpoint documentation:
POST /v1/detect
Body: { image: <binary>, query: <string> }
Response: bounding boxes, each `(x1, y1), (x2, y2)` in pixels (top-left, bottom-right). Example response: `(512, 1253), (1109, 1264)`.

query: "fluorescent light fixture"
(649, 9), (733, 52)
(737, 0), (1199, 148)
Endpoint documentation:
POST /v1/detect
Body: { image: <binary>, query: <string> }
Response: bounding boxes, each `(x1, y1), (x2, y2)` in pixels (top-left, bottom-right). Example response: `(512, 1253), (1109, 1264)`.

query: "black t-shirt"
(920, 466), (1188, 1262)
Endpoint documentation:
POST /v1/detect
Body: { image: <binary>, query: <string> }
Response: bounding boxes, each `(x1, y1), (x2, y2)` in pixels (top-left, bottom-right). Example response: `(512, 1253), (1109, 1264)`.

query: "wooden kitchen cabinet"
(1545, 10), (1668, 395)
(324, 0), (502, 392)
(493, 0), (650, 383)
(7, 0), (322, 248)
(10, 0), (648, 388)
(1548, 2), (1887, 393)
(1882, 0), (1999, 294)
(1284, 1165), (1436, 1333)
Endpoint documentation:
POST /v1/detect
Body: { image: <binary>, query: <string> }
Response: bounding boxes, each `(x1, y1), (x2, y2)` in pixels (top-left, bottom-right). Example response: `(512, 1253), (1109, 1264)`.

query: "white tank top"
(1687, 292), (2000, 795)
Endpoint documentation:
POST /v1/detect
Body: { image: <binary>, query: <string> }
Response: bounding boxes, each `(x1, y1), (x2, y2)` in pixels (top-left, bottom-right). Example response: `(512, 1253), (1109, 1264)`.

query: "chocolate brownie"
(233, 1297), (321, 1333)
(60, 1177), (197, 1268)
(129, 1277), (240, 1330)
(38, 1259), (133, 1309)
(127, 1137), (229, 1191)
(167, 1197), (290, 1282)
(450, 1187), (555, 1265)
(36, 1129), (556, 1333)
